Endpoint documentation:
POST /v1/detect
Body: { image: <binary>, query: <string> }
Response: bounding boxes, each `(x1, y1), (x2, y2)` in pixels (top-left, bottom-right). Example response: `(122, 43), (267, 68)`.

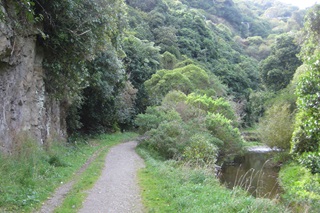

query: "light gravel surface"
(79, 141), (145, 213)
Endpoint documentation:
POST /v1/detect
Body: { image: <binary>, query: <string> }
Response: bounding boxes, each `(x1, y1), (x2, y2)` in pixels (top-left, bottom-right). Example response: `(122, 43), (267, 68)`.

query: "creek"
(219, 146), (282, 199)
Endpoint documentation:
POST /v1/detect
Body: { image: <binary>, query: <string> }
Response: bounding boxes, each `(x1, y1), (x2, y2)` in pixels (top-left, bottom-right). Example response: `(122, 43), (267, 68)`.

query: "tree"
(122, 35), (161, 114)
(291, 5), (320, 154)
(126, 0), (160, 12)
(259, 34), (302, 91)
(115, 81), (138, 129)
(160, 51), (177, 70)
(144, 64), (210, 103)
(186, 94), (236, 122)
(77, 45), (125, 133)
(37, 0), (125, 101)
(153, 26), (179, 56)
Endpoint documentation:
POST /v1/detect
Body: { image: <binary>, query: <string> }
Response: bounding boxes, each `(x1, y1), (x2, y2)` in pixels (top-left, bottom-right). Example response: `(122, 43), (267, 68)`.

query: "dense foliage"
(3, 0), (308, 136)
(259, 34), (302, 91)
(136, 91), (244, 162)
(291, 5), (320, 174)
(4, 0), (320, 211)
(122, 35), (161, 114)
(37, 0), (125, 100)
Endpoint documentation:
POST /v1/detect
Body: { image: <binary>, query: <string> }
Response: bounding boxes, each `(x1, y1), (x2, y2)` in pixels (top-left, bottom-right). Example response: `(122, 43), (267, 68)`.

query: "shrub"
(135, 106), (181, 133)
(258, 103), (294, 150)
(183, 134), (218, 166)
(244, 90), (275, 126)
(144, 64), (210, 103)
(161, 90), (187, 109)
(205, 113), (244, 158)
(143, 121), (189, 159)
(279, 163), (320, 212)
(186, 93), (236, 122)
(175, 102), (206, 123)
(298, 152), (320, 174)
(291, 59), (320, 154)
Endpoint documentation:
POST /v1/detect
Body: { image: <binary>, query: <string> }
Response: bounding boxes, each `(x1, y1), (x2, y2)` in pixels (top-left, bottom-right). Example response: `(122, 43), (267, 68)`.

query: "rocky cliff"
(0, 10), (66, 153)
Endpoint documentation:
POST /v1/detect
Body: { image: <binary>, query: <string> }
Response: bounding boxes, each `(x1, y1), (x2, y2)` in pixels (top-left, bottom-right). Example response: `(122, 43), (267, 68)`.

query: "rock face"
(0, 13), (66, 153)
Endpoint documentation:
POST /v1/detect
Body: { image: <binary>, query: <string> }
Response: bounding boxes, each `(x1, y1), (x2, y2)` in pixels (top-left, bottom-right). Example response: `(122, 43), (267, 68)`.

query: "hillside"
(0, 0), (320, 212)
(0, 0), (305, 149)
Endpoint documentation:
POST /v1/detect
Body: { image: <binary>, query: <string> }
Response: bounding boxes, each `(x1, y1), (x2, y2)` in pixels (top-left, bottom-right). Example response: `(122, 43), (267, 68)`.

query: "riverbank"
(279, 163), (320, 212)
(220, 146), (282, 199)
(137, 146), (289, 213)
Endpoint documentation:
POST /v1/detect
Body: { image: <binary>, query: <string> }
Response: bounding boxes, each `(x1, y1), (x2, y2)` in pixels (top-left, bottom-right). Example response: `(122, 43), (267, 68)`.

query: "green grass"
(0, 132), (137, 212)
(242, 140), (264, 148)
(137, 147), (290, 213)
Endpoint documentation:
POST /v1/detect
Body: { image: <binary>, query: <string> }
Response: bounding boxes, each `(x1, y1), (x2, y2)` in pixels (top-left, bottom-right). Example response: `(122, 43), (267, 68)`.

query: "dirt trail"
(79, 141), (145, 213)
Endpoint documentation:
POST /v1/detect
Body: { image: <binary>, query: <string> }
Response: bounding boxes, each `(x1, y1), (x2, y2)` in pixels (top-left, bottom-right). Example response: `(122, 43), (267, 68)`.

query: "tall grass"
(137, 147), (290, 213)
(0, 138), (52, 211)
(231, 163), (282, 199)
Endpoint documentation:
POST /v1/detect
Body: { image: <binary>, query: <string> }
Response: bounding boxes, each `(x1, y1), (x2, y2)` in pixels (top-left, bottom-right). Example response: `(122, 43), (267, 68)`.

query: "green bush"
(205, 113), (244, 158)
(143, 121), (189, 159)
(136, 91), (244, 161)
(144, 64), (210, 103)
(135, 106), (181, 133)
(279, 163), (320, 212)
(175, 102), (206, 123)
(183, 134), (218, 166)
(291, 56), (320, 154)
(298, 152), (320, 174)
(244, 91), (275, 126)
(187, 93), (236, 122)
(161, 90), (187, 109)
(258, 103), (294, 150)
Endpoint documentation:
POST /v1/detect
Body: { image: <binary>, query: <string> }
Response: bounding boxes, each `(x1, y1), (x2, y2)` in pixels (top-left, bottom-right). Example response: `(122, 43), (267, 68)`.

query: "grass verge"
(53, 132), (137, 213)
(137, 146), (290, 213)
(0, 132), (137, 212)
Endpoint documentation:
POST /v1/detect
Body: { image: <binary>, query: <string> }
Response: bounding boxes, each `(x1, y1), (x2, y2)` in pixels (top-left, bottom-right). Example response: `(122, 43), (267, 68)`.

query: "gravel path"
(38, 148), (105, 213)
(79, 141), (145, 213)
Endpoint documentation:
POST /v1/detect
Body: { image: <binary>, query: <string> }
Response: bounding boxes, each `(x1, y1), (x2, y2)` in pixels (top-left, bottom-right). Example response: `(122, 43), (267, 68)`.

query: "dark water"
(219, 148), (282, 199)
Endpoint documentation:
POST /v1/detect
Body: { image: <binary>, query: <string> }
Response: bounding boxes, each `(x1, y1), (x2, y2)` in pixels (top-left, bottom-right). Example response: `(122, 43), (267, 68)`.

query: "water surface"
(219, 147), (282, 199)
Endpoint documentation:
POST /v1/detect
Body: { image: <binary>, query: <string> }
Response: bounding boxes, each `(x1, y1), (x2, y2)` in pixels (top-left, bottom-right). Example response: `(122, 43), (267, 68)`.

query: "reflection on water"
(219, 149), (282, 199)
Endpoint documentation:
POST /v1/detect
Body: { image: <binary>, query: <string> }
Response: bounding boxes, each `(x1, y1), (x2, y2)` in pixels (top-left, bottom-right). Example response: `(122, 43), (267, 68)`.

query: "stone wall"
(0, 13), (66, 153)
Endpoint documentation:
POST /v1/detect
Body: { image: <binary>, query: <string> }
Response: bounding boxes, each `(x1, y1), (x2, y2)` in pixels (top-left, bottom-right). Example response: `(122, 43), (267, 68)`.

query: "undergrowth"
(0, 132), (137, 212)
(137, 146), (290, 213)
(279, 163), (320, 212)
